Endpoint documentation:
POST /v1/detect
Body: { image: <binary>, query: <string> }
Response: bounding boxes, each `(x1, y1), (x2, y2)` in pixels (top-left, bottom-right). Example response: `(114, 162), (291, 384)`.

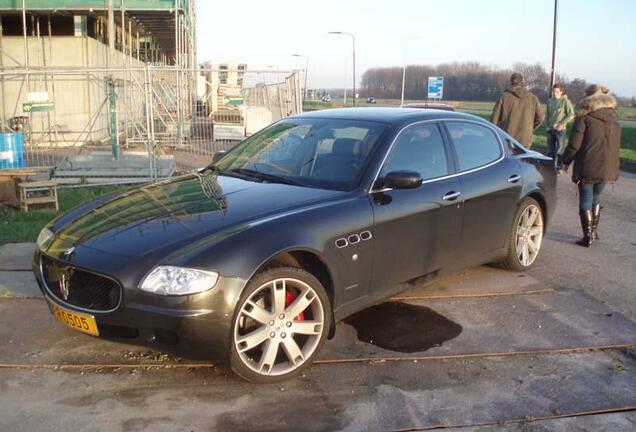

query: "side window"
(446, 122), (502, 171)
(380, 123), (449, 181)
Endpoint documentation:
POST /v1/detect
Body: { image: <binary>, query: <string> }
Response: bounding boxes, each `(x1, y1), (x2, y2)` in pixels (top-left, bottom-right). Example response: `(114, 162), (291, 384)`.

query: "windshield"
(213, 118), (387, 191)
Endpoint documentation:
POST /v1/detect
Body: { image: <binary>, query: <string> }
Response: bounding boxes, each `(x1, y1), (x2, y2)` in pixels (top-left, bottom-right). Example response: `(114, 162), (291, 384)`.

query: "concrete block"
(0, 242), (35, 271)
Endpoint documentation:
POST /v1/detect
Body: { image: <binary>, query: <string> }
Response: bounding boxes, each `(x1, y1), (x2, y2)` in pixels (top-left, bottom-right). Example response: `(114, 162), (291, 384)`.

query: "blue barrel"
(0, 132), (25, 169)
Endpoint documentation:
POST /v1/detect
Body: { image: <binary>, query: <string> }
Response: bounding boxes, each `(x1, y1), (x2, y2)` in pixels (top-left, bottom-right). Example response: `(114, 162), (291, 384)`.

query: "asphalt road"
(528, 170), (636, 321)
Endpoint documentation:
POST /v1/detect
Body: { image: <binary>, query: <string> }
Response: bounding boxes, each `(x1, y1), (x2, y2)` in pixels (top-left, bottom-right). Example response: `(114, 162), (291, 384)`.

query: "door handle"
(507, 174), (521, 183)
(442, 191), (461, 201)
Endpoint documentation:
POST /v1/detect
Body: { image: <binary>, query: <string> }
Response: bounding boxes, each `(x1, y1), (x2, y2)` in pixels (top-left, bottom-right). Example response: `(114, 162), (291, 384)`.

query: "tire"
(230, 267), (332, 383)
(496, 197), (544, 271)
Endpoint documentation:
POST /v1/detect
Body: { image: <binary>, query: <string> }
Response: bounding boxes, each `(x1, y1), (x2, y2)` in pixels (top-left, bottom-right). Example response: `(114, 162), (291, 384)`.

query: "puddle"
(343, 302), (462, 353)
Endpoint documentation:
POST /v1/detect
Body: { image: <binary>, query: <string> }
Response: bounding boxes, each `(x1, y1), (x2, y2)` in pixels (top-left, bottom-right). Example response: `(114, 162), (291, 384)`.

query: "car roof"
(291, 107), (487, 126)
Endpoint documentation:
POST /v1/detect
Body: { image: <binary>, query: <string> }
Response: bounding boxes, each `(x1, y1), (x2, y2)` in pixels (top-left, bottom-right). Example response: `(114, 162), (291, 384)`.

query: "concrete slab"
(321, 289), (636, 361)
(0, 351), (635, 432)
(1, 287), (635, 368)
(0, 271), (40, 298)
(395, 266), (549, 299)
(0, 242), (35, 271)
(53, 152), (176, 179)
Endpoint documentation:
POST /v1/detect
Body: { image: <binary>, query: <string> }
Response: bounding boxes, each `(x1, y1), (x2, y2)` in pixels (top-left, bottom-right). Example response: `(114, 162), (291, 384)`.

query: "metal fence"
(0, 66), (303, 181)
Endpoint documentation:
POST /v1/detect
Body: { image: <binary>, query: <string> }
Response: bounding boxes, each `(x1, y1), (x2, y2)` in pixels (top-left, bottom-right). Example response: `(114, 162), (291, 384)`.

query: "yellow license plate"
(49, 302), (99, 336)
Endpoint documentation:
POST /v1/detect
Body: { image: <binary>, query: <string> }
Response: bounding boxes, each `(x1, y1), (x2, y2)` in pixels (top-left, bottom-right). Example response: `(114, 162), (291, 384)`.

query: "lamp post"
(292, 54), (309, 101)
(401, 36), (419, 106)
(329, 31), (356, 107)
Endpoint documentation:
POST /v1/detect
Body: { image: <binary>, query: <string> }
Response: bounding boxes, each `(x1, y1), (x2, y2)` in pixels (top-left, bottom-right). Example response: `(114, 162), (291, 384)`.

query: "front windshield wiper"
(202, 165), (255, 181)
(229, 168), (306, 187)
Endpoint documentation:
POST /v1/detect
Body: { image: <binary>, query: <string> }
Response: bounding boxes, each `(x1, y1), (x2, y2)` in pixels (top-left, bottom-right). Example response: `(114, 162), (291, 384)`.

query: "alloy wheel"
(233, 277), (325, 377)
(515, 204), (543, 267)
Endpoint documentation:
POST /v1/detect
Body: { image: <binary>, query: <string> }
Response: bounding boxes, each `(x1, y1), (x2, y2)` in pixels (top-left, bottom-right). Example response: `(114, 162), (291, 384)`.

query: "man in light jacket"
(492, 73), (543, 148)
(545, 83), (575, 170)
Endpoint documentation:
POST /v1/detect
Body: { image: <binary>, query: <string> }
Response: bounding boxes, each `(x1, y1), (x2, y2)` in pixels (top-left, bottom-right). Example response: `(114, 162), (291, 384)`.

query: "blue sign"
(427, 76), (444, 99)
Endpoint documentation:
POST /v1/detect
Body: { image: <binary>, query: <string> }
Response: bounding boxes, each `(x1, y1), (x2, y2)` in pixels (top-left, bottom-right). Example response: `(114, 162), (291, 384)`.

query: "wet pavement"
(1, 172), (636, 431)
(343, 302), (463, 353)
(1, 267), (636, 431)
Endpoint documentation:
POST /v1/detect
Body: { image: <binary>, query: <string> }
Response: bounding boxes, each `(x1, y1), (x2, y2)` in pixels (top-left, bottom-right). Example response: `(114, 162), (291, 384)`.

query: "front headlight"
(36, 227), (54, 249)
(139, 266), (219, 296)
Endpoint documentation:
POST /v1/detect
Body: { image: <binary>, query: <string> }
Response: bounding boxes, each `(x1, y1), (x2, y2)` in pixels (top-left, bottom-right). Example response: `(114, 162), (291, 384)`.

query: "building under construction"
(0, 0), (302, 180)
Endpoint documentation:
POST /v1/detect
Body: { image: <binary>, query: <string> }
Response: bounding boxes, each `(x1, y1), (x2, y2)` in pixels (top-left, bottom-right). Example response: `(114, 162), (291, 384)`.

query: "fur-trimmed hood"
(576, 92), (617, 117)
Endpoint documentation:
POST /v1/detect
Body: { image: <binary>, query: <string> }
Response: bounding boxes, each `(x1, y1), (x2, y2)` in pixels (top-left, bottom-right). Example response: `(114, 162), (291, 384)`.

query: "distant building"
(199, 62), (247, 121)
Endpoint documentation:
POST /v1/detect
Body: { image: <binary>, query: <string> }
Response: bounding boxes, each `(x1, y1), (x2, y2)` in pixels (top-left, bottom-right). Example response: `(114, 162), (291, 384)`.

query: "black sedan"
(34, 108), (556, 382)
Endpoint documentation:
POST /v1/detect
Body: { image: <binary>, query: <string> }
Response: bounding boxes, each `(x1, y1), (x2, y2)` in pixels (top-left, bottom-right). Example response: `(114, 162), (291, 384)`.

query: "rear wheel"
(230, 267), (331, 383)
(497, 197), (544, 271)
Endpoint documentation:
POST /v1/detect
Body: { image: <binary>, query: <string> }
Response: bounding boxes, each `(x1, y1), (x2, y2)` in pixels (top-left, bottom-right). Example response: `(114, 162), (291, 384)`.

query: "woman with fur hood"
(561, 85), (621, 247)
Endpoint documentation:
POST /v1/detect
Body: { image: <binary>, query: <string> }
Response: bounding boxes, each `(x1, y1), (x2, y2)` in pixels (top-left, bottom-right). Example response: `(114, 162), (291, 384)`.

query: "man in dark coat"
(561, 85), (621, 247)
(492, 73), (543, 148)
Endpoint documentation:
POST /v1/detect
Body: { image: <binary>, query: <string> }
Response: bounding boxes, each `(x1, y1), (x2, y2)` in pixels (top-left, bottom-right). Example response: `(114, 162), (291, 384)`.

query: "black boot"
(576, 210), (593, 247)
(591, 204), (601, 242)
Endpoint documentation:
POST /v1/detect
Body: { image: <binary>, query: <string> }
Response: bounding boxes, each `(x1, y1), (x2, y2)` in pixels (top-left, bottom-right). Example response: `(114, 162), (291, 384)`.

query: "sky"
(195, 0), (636, 97)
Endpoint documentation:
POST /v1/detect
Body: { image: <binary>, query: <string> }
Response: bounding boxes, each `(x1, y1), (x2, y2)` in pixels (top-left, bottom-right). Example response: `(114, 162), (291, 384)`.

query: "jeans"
(547, 129), (566, 167)
(578, 183), (605, 211)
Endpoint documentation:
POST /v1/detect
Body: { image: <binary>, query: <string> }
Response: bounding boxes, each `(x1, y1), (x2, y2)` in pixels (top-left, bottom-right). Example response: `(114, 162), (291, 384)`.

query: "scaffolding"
(0, 1), (303, 181)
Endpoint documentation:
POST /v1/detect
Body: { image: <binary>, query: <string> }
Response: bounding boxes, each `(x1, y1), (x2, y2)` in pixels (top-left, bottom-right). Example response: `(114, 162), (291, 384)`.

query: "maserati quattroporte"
(34, 108), (555, 382)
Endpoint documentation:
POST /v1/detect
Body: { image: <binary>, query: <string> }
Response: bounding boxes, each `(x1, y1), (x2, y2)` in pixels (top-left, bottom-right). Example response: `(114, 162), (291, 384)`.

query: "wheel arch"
(252, 248), (337, 338)
(526, 190), (548, 230)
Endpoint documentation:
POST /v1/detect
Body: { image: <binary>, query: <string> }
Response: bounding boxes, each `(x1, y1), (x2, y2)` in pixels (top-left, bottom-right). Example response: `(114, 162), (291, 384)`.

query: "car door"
(443, 120), (523, 261)
(369, 122), (463, 296)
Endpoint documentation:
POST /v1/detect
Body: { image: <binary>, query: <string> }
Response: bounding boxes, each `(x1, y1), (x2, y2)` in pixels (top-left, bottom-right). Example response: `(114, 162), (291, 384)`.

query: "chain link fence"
(0, 66), (303, 182)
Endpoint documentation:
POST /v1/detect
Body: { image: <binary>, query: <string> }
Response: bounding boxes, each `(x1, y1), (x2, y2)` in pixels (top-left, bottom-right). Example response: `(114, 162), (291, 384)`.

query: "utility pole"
(107, 0), (115, 67)
(549, 0), (558, 90)
(401, 36), (419, 106)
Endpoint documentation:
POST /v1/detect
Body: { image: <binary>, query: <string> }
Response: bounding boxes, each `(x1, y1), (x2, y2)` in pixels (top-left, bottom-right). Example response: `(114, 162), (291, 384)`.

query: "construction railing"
(0, 66), (303, 182)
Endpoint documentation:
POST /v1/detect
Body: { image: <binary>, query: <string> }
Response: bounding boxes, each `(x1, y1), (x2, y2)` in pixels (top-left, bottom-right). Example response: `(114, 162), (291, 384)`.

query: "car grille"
(40, 255), (121, 312)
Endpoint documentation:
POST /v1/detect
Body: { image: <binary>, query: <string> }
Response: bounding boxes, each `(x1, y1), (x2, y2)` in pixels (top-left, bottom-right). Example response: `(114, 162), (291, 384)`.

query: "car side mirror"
(378, 170), (423, 190)
(213, 150), (227, 163)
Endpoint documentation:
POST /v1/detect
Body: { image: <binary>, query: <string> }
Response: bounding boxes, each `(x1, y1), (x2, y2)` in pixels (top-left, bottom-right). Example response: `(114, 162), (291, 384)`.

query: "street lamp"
(329, 31), (356, 107)
(292, 54), (309, 101)
(401, 36), (419, 106)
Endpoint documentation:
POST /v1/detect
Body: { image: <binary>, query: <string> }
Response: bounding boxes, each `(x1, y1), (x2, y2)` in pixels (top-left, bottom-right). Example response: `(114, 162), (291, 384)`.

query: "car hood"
(45, 172), (344, 258)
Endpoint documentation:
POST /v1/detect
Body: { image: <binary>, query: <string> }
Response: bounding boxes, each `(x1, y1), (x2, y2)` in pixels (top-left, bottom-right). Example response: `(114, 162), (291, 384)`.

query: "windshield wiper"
(230, 168), (306, 187)
(201, 166), (256, 181)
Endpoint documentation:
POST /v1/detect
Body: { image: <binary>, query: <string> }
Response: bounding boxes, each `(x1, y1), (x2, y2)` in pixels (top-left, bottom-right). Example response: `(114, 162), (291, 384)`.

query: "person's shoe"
(591, 204), (602, 242)
(576, 210), (593, 247)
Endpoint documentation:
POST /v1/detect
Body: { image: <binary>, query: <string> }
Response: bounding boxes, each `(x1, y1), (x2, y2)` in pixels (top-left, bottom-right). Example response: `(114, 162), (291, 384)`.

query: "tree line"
(360, 62), (628, 105)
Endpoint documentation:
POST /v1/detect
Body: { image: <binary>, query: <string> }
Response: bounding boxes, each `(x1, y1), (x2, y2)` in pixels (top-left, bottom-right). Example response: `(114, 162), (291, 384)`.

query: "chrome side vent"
(347, 234), (360, 244)
(335, 238), (348, 248)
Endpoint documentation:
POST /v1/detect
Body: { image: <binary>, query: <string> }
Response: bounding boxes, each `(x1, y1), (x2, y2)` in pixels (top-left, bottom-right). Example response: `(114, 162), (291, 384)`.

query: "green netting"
(0, 0), (188, 12)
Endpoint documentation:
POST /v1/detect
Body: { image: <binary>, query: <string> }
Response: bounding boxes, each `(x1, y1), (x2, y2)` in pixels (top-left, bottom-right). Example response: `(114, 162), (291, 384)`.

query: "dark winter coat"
(561, 92), (621, 184)
(491, 85), (543, 148)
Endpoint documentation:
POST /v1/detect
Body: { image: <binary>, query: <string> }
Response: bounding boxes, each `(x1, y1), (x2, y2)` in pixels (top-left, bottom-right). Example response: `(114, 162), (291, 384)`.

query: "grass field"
(0, 184), (128, 245)
(304, 99), (634, 119)
(305, 99), (636, 163)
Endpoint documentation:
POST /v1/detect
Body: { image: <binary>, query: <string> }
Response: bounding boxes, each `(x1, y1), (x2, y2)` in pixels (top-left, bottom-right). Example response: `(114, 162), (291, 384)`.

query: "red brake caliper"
(285, 291), (305, 321)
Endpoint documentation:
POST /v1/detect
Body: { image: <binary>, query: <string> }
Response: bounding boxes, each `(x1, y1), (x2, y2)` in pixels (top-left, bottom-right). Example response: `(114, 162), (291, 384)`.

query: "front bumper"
(33, 248), (247, 363)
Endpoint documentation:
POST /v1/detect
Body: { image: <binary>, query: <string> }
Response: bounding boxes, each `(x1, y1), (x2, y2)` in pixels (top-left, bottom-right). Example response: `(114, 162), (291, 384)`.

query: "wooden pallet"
(18, 180), (58, 212)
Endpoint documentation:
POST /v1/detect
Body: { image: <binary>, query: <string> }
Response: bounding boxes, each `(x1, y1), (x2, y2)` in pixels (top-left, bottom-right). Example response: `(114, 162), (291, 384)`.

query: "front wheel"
(496, 197), (544, 271)
(230, 267), (331, 383)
